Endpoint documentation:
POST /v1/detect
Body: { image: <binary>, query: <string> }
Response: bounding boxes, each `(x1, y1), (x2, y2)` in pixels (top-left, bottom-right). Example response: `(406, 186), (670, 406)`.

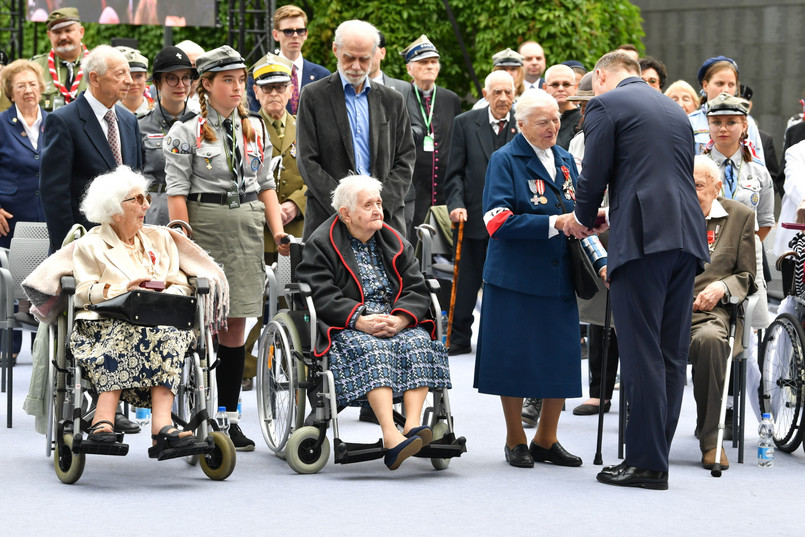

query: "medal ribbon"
(561, 166), (575, 201)
(47, 45), (89, 103)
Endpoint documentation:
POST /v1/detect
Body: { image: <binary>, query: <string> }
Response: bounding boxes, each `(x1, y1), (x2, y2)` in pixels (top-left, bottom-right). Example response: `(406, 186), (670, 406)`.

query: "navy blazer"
(574, 77), (708, 274)
(39, 92), (142, 250)
(0, 104), (47, 246)
(483, 133), (604, 296)
(288, 59), (330, 114)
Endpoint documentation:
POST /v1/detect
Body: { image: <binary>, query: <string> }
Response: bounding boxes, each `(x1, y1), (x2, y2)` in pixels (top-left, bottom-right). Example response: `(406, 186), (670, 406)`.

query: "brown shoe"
(701, 447), (729, 470)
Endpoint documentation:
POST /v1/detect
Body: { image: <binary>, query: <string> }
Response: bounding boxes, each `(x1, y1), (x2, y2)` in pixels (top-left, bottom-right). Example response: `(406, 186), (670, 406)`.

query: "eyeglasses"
(164, 73), (193, 87)
(14, 82), (39, 92)
(258, 84), (289, 94)
(122, 193), (152, 206)
(279, 27), (307, 37)
(547, 82), (574, 89)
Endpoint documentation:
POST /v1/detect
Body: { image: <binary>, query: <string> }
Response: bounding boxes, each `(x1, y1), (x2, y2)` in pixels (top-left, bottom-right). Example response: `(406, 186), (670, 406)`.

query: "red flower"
(148, 251), (156, 264)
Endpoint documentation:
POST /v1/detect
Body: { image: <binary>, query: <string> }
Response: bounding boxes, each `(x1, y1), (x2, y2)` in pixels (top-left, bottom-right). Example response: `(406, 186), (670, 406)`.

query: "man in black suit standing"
(296, 19), (415, 239)
(40, 44), (143, 251)
(444, 70), (517, 356)
(564, 51), (709, 490)
(369, 31), (413, 97)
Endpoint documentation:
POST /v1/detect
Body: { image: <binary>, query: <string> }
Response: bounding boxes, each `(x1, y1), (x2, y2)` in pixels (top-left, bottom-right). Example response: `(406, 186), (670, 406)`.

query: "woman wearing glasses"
(138, 46), (198, 225)
(164, 45), (288, 451)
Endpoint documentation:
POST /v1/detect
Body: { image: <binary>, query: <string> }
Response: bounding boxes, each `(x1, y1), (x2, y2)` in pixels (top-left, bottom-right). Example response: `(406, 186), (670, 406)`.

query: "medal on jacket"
(529, 179), (547, 205)
(561, 166), (575, 201)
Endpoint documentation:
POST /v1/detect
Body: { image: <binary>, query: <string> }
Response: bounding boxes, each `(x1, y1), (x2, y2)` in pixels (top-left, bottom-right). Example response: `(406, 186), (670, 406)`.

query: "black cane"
(593, 290), (612, 465)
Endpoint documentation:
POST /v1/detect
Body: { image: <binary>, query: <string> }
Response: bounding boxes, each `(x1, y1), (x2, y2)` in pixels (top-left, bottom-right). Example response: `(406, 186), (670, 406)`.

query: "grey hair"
(593, 51), (641, 76)
(544, 64), (574, 82)
(484, 70), (514, 91)
(332, 175), (383, 213)
(84, 44), (127, 77)
(333, 20), (380, 53)
(693, 155), (721, 185)
(80, 166), (151, 224)
(514, 88), (559, 123)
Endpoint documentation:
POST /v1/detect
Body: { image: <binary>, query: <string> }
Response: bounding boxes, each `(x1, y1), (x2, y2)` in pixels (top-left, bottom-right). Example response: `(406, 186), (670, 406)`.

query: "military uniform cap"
(492, 48), (524, 67)
(152, 46), (197, 77)
(706, 92), (749, 116)
(116, 46), (149, 73)
(400, 35), (439, 63)
(568, 72), (594, 102)
(47, 7), (81, 31)
(196, 45), (246, 76)
(697, 55), (738, 86)
(252, 53), (292, 85)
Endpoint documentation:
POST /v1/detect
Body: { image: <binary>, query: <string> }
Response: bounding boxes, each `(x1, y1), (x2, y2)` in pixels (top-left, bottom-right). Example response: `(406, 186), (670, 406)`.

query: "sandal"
(152, 425), (198, 449)
(148, 425), (208, 460)
(87, 420), (117, 443)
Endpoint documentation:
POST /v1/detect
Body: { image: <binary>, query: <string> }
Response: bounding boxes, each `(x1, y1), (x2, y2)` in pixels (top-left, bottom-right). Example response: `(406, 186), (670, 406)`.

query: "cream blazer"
(74, 224), (192, 320)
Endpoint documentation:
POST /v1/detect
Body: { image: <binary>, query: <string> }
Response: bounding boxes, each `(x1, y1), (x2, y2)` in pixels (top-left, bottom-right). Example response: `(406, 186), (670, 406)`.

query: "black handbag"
(568, 237), (600, 300)
(86, 290), (196, 329)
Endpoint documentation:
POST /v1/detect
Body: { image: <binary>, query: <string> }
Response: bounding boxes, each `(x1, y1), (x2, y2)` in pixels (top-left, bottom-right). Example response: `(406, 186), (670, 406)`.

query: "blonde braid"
(237, 103), (255, 142)
(197, 75), (217, 143)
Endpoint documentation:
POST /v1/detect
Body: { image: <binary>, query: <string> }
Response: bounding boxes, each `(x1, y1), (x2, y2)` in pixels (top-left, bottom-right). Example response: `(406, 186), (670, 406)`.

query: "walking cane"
(711, 296), (740, 477)
(594, 290), (612, 465)
(446, 217), (464, 349)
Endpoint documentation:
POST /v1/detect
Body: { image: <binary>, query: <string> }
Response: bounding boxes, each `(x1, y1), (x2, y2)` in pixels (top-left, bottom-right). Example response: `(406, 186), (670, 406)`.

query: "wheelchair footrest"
(415, 434), (467, 459)
(333, 438), (386, 464)
(148, 437), (215, 461)
(72, 434), (129, 456)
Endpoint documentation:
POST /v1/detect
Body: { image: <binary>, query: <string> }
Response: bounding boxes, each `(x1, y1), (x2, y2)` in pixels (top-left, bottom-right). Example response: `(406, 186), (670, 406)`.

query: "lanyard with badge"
(415, 86), (437, 152)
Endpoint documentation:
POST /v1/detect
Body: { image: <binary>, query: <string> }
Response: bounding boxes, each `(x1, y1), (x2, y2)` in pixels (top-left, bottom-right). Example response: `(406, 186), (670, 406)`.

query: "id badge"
(423, 135), (434, 152)
(226, 182), (240, 209)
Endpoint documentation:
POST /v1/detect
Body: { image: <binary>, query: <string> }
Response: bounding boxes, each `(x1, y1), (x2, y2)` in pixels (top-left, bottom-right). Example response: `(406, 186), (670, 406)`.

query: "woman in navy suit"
(0, 59), (48, 249)
(475, 90), (607, 468)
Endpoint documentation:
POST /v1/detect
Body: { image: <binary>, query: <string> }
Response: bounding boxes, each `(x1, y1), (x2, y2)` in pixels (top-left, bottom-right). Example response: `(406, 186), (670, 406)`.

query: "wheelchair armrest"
(285, 282), (312, 297)
(188, 277), (210, 295)
(740, 294), (759, 349)
(426, 278), (441, 293)
(61, 275), (76, 295)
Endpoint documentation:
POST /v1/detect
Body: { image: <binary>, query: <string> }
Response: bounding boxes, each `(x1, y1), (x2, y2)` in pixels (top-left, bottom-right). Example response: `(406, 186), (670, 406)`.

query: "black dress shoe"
(504, 443), (534, 468)
(596, 461), (668, 490)
(359, 407), (379, 424)
(114, 411), (141, 434)
(448, 344), (472, 356)
(521, 398), (542, 427)
(529, 441), (582, 467)
(572, 401), (611, 416)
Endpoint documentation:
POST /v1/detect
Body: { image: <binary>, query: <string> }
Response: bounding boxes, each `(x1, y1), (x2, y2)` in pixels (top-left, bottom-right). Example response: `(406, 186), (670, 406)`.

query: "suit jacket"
(445, 107), (517, 239)
(574, 77), (709, 275)
(777, 122), (805, 196)
(758, 129), (780, 193)
(284, 58), (331, 115)
(296, 72), (415, 237)
(39, 92), (142, 250)
(0, 104), (48, 244)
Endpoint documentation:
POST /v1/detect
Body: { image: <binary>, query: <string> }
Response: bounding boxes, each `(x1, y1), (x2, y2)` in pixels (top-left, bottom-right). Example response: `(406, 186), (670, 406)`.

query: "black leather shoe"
(529, 441), (582, 467)
(504, 443), (534, 468)
(521, 398), (542, 427)
(596, 461), (668, 490)
(359, 407), (379, 424)
(114, 411), (141, 434)
(448, 344), (472, 356)
(573, 401), (611, 416)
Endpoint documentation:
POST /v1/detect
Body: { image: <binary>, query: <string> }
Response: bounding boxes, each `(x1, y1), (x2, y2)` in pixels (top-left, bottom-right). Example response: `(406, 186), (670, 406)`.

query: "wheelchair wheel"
(760, 313), (805, 452)
(199, 431), (236, 481)
(430, 421), (450, 471)
(285, 426), (330, 474)
(54, 432), (85, 485)
(257, 313), (307, 457)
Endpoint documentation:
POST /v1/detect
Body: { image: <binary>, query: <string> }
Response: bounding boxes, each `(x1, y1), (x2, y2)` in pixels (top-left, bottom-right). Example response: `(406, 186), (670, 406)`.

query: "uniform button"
(282, 180), (287, 184)
(552, 259), (559, 266)
(555, 202), (561, 209)
(35, 173), (39, 178)
(35, 155), (40, 159)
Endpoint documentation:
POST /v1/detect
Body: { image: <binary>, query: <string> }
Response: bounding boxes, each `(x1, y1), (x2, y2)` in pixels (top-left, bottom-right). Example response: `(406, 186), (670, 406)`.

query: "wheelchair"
(42, 235), (236, 484)
(760, 223), (805, 454)
(255, 238), (466, 474)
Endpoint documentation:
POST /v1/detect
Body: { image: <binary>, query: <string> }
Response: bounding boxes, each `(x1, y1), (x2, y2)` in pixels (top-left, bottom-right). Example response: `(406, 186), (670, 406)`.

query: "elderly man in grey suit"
(689, 155), (757, 472)
(296, 19), (415, 239)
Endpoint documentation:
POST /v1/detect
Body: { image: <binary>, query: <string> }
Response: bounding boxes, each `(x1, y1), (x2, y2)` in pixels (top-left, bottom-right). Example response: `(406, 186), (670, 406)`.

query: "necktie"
(498, 119), (507, 134)
(223, 118), (242, 188)
(64, 61), (74, 89)
(724, 159), (736, 198)
(104, 109), (122, 166)
(290, 65), (300, 115)
(272, 119), (284, 139)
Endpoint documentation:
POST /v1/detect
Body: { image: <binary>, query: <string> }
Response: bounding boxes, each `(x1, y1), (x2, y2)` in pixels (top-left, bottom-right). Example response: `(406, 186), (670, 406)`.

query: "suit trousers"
(610, 250), (697, 472)
(449, 233), (488, 348)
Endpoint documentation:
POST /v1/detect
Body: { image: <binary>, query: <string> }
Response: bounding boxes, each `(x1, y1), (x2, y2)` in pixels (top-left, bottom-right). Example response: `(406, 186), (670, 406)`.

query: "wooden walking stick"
(446, 217), (464, 349)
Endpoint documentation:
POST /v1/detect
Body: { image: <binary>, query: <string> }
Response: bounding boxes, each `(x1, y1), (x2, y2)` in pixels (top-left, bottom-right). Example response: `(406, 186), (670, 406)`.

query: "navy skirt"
(474, 283), (582, 399)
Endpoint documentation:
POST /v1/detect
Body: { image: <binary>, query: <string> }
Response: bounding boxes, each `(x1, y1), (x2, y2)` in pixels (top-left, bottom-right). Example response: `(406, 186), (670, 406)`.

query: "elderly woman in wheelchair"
(296, 175), (452, 470)
(70, 167), (204, 456)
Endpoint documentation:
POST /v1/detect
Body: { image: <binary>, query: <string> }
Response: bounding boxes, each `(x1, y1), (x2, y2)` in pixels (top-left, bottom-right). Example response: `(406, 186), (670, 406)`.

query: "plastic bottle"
(237, 397), (243, 421)
(215, 406), (230, 435)
(135, 407), (151, 427)
(758, 413), (775, 467)
(441, 310), (448, 343)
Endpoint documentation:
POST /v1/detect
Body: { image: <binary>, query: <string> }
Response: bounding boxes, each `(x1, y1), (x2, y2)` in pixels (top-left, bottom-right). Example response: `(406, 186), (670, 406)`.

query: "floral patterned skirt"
(328, 326), (451, 407)
(70, 319), (194, 408)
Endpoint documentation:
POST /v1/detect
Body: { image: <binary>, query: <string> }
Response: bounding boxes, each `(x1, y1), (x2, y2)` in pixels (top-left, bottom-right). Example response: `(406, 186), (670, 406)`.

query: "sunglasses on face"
(280, 27), (307, 37)
(547, 82), (574, 89)
(123, 193), (152, 206)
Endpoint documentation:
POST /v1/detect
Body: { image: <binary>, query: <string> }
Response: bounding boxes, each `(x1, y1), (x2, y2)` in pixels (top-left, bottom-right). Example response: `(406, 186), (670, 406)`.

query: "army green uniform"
(32, 49), (88, 111)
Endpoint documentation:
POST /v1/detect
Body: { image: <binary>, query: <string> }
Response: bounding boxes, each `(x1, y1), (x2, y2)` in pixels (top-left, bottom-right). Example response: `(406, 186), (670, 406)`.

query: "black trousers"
(449, 233), (488, 349)
(587, 324), (619, 399)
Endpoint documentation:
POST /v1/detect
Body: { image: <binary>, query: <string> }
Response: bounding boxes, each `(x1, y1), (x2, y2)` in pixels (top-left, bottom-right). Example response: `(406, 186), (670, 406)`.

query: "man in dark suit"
(689, 156), (757, 472)
(444, 70), (517, 356)
(296, 19), (415, 239)
(40, 44), (143, 251)
(564, 51), (709, 489)
(369, 31), (414, 97)
(519, 41), (546, 90)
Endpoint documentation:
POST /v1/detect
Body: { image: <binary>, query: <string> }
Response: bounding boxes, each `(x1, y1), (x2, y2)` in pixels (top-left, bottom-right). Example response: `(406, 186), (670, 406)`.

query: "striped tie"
(104, 109), (122, 166)
(223, 118), (242, 188)
(290, 65), (300, 115)
(724, 159), (736, 198)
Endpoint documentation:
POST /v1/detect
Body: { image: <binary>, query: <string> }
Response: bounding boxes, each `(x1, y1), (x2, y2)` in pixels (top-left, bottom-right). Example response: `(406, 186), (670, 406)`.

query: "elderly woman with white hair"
(475, 89), (607, 468)
(296, 175), (451, 470)
(70, 166), (198, 454)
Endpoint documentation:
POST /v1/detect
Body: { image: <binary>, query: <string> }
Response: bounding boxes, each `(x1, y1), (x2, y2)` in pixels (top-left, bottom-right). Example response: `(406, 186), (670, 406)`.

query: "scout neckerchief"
(47, 44), (89, 104)
(414, 85), (437, 152)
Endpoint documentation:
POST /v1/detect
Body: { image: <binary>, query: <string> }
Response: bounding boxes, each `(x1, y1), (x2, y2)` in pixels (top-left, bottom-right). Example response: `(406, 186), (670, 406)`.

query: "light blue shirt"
(340, 72), (371, 175)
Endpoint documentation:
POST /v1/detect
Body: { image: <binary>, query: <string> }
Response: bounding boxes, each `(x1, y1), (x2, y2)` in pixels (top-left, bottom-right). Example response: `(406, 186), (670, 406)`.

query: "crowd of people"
(4, 4), (803, 483)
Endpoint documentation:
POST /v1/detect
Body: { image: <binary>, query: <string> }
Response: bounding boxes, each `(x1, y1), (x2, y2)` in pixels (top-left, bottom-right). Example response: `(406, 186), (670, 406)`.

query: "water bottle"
(441, 310), (448, 343)
(758, 413), (775, 467)
(135, 407), (151, 427)
(237, 397), (243, 421)
(215, 406), (230, 435)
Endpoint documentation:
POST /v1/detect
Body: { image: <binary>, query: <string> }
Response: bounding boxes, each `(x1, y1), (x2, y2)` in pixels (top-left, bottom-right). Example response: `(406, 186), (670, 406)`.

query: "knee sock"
(216, 344), (245, 412)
